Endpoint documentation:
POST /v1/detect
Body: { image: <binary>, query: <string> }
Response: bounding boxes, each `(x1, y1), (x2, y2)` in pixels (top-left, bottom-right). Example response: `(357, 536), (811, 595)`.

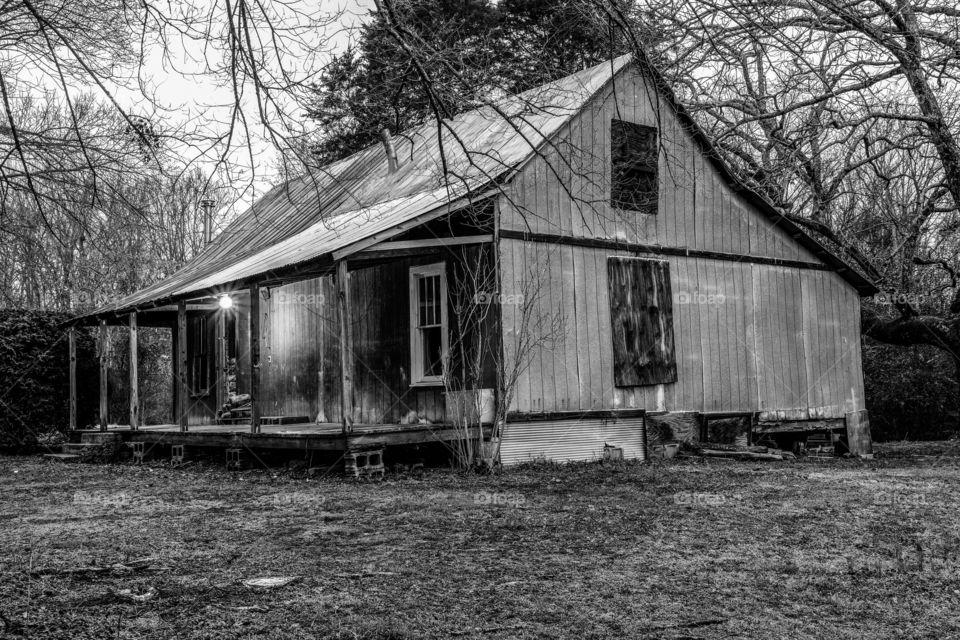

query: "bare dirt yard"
(2, 442), (960, 639)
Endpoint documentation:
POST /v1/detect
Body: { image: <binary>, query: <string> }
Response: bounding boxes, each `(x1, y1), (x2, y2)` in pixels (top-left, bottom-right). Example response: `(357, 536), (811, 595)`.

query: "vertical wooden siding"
(499, 238), (864, 418)
(496, 64), (865, 420)
(498, 66), (820, 263)
(249, 251), (499, 425)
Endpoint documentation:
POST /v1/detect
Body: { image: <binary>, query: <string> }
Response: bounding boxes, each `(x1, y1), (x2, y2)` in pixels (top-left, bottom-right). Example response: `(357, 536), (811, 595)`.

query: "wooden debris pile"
(697, 445), (796, 461)
(217, 393), (251, 422)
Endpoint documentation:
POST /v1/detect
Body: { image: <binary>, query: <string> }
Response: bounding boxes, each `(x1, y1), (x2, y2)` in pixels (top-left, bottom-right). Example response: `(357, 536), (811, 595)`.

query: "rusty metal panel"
(499, 416), (646, 466)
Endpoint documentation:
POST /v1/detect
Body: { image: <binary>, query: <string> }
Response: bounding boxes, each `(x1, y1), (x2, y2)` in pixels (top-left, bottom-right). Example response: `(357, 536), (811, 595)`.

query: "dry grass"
(2, 442), (960, 639)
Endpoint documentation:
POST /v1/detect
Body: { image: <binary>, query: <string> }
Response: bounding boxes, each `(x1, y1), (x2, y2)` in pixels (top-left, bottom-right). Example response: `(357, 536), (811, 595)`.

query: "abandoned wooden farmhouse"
(67, 54), (877, 467)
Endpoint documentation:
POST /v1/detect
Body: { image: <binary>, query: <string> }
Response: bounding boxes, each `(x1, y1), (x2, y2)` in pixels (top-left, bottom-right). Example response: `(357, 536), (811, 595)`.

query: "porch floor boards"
(73, 422), (488, 452)
(98, 422), (441, 435)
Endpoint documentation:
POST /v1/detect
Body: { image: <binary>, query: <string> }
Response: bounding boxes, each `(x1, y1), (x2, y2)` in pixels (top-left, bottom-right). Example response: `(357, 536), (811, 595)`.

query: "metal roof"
(79, 55), (633, 320)
(76, 51), (875, 322)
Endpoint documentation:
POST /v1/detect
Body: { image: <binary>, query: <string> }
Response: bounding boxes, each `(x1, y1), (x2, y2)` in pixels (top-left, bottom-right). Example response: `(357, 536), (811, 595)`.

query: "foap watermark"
(72, 490), (163, 509)
(673, 291), (726, 306)
(257, 491), (327, 507)
(673, 491), (743, 506)
(73, 490), (132, 508)
(872, 491), (928, 507)
(869, 291), (926, 307)
(473, 491), (526, 507)
(71, 290), (128, 308)
(473, 291), (525, 306)
(274, 292), (326, 308)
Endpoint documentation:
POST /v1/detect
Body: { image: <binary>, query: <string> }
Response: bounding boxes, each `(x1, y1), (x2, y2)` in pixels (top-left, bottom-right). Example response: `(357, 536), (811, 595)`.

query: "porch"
(65, 201), (501, 462)
(71, 421), (489, 452)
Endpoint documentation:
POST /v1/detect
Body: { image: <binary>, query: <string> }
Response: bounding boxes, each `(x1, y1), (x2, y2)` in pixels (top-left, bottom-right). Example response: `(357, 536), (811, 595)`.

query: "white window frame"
(409, 262), (449, 386)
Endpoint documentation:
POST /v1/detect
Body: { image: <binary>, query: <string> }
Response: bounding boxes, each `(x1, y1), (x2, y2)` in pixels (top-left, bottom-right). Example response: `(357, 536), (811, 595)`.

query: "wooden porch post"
(98, 319), (108, 431)
(68, 327), (77, 431)
(216, 313), (226, 414)
(336, 260), (354, 434)
(249, 284), (261, 434)
(129, 312), (139, 430)
(177, 301), (188, 432)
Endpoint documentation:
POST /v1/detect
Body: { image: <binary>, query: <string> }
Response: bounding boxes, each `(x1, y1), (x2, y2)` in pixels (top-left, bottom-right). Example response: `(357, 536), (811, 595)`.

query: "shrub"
(0, 310), (98, 451)
(862, 338), (958, 441)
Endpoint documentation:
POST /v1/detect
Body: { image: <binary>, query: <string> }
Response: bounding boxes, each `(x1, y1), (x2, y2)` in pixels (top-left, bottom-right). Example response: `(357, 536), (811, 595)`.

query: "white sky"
(118, 0), (375, 214)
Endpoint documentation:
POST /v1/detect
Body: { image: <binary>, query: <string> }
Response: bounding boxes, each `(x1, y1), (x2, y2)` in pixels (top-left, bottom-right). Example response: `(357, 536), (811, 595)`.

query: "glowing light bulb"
(218, 295), (233, 310)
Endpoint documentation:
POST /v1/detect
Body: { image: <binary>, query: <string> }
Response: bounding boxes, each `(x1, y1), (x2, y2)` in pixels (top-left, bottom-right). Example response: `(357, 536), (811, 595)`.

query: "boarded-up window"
(607, 257), (676, 386)
(610, 120), (658, 214)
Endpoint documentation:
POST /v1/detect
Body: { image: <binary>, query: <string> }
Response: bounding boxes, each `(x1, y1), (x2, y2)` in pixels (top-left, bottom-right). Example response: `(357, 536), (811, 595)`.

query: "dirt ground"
(2, 441), (960, 639)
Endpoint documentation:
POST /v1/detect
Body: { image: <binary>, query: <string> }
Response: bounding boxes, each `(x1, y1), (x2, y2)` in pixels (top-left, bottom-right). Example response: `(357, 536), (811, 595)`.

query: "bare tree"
(616, 0), (960, 370)
(0, 0), (342, 310)
(445, 243), (565, 469)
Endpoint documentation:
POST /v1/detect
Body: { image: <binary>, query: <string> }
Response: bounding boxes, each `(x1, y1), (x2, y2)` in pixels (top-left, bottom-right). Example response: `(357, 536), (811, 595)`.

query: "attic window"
(611, 120), (658, 214)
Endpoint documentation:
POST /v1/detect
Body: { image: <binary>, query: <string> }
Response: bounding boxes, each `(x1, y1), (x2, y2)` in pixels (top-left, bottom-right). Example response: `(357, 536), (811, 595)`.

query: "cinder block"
(344, 448), (385, 480)
(171, 444), (188, 466)
(131, 442), (146, 465)
(225, 448), (247, 470)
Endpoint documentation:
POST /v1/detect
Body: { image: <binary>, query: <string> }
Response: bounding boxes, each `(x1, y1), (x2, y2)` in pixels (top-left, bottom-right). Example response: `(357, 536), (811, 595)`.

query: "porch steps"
(43, 453), (82, 463)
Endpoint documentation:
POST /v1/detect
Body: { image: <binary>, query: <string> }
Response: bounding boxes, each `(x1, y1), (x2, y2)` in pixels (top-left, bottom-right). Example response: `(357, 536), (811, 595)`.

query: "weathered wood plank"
(756, 418), (844, 434)
(335, 261), (354, 432)
(560, 244), (580, 411)
(99, 320), (108, 431)
(177, 302), (188, 432)
(647, 411), (701, 443)
(216, 312), (227, 415)
(845, 410), (872, 456)
(533, 242), (551, 412)
(249, 284), (262, 434)
(69, 327), (77, 431)
(129, 312), (139, 430)
(607, 257), (677, 387)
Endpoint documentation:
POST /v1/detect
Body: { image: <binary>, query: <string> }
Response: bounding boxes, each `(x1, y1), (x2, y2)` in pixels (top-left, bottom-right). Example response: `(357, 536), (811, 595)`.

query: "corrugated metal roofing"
(81, 55), (634, 318)
(499, 416), (648, 465)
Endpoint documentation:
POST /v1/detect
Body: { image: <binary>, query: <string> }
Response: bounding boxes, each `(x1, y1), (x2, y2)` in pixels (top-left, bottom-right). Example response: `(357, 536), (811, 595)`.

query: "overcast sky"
(121, 0), (375, 214)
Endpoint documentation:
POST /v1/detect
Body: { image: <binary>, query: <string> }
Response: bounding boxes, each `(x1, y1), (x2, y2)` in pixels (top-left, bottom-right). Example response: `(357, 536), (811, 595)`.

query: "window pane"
(417, 278), (427, 326)
(421, 326), (443, 376)
(429, 275), (440, 325)
(416, 274), (442, 327)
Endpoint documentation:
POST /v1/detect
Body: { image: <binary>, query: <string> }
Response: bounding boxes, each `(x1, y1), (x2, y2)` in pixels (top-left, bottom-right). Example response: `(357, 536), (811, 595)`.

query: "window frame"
(409, 262), (449, 387)
(610, 119), (659, 215)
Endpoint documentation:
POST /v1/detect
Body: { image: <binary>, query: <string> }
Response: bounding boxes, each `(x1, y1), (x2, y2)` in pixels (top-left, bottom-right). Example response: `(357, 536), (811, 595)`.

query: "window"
(611, 119), (658, 214)
(607, 257), (676, 386)
(410, 263), (448, 386)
